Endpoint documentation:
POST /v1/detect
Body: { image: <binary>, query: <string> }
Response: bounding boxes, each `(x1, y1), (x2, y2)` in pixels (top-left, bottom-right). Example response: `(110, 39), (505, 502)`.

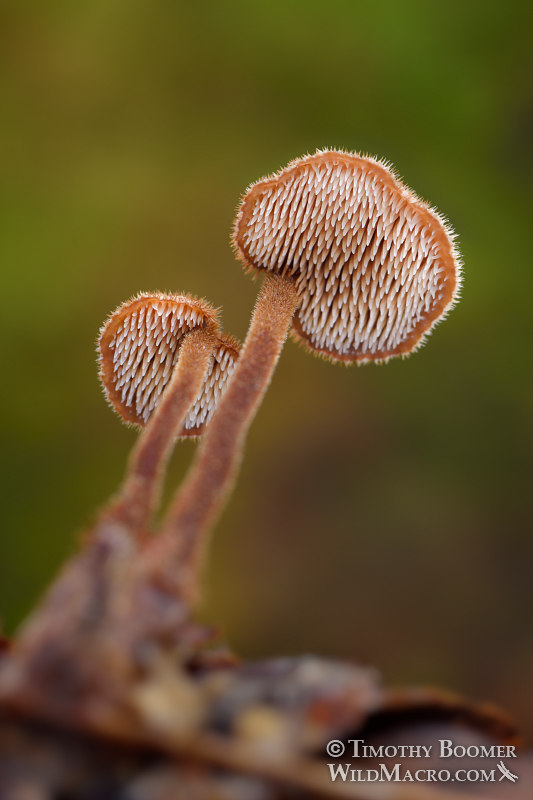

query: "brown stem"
(139, 273), (299, 601)
(3, 329), (217, 690)
(103, 327), (216, 535)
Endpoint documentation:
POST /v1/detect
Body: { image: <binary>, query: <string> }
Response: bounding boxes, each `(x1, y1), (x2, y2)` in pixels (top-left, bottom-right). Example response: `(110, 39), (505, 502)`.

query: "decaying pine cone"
(0, 519), (529, 799)
(1, 635), (530, 800)
(0, 511), (528, 800)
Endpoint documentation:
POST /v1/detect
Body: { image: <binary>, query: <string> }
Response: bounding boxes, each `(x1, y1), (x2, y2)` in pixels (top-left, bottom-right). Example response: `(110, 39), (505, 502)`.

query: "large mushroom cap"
(181, 333), (240, 437)
(98, 292), (220, 428)
(233, 150), (461, 363)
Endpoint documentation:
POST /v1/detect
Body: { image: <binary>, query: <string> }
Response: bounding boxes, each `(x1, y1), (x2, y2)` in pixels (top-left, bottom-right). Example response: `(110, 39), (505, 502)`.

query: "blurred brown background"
(0, 1), (532, 737)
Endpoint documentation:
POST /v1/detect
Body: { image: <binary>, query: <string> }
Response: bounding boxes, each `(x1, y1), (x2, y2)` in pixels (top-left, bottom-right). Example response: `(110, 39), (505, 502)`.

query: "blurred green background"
(1, 1), (532, 736)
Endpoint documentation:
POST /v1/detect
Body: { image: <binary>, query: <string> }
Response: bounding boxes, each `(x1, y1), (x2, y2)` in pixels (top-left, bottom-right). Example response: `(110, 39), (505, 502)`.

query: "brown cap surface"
(98, 292), (220, 428)
(233, 150), (461, 362)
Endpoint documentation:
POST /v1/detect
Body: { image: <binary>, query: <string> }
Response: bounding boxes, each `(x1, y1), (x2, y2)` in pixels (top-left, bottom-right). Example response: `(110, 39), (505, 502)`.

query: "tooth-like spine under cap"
(98, 291), (220, 427)
(180, 333), (241, 437)
(233, 149), (462, 363)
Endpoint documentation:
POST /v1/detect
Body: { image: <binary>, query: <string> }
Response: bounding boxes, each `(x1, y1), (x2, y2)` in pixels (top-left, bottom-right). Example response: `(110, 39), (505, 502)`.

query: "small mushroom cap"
(98, 292), (220, 428)
(233, 150), (461, 363)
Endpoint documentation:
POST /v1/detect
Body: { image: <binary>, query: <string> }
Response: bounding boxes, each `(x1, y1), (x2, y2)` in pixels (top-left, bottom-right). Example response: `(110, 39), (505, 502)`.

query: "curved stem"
(4, 329), (218, 694)
(139, 274), (299, 602)
(103, 327), (216, 535)
(9, 328), (216, 661)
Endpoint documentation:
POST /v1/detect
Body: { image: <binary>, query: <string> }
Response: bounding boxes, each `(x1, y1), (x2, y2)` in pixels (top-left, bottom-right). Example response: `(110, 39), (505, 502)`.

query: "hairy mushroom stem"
(2, 328), (218, 690)
(138, 273), (299, 602)
(5, 294), (239, 686)
(102, 327), (216, 535)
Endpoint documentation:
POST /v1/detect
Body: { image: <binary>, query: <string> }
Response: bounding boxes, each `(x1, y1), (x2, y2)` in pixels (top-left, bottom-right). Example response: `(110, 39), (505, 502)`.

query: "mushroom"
(0, 296), (238, 679)
(235, 150), (460, 362)
(141, 150), (462, 600)
(98, 292), (239, 533)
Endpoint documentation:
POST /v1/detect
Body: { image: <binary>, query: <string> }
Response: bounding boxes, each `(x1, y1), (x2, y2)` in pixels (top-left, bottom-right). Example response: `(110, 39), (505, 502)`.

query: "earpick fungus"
(235, 150), (461, 362)
(98, 292), (239, 532)
(137, 150), (462, 601)
(99, 292), (219, 428)
(0, 296), (238, 700)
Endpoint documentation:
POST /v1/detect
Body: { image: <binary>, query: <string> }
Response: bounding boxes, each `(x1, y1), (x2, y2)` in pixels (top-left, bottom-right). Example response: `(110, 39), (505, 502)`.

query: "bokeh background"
(1, 1), (532, 736)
